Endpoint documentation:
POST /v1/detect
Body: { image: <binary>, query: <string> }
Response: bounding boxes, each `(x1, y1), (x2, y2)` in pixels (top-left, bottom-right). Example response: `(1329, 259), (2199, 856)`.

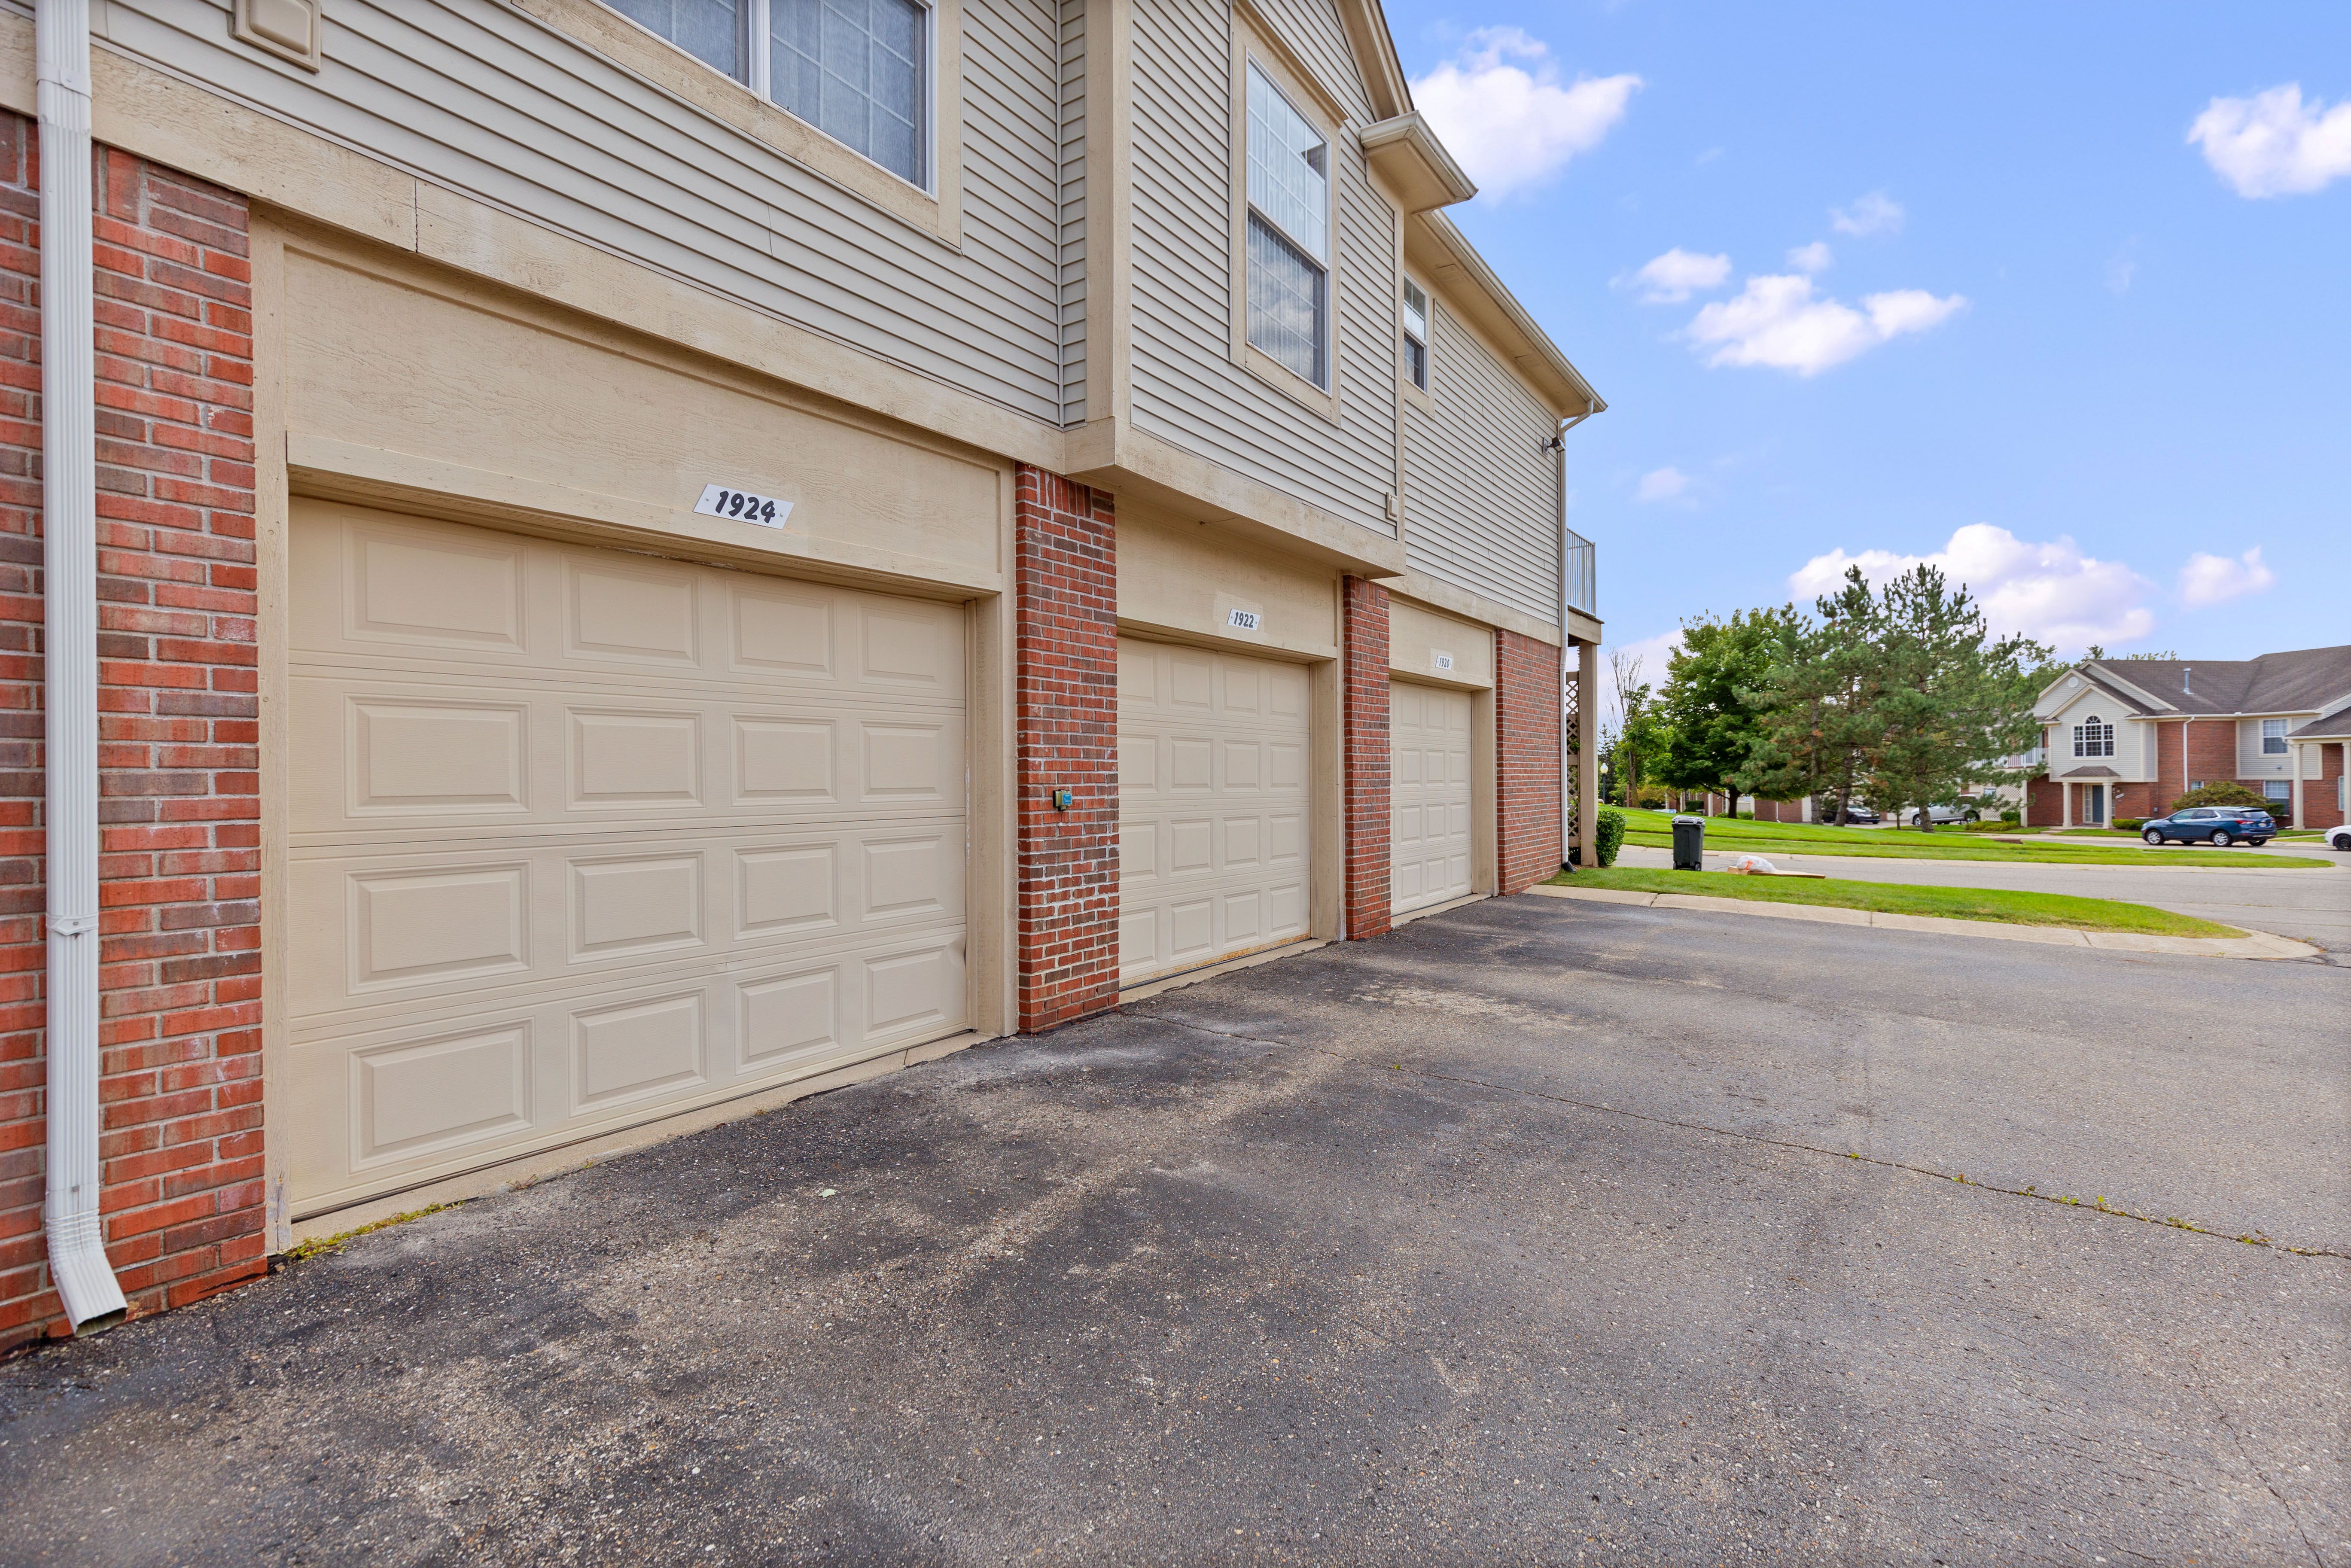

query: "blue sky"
(1387, 1), (2351, 686)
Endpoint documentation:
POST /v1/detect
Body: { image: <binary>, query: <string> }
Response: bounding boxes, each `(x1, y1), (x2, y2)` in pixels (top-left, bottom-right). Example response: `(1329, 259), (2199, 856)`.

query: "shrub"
(1596, 805), (1626, 868)
(2167, 782), (2271, 813)
(2114, 818), (2144, 831)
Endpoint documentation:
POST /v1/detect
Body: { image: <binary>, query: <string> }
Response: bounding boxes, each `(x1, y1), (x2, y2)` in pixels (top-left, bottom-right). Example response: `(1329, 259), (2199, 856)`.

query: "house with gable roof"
(2026, 647), (2351, 829)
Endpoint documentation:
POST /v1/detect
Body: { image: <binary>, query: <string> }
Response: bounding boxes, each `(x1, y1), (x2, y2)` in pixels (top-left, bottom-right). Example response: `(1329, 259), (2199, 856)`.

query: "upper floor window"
(2261, 717), (2289, 755)
(2072, 715), (2113, 757)
(606, 0), (931, 188)
(1401, 278), (1430, 391)
(1245, 64), (1331, 390)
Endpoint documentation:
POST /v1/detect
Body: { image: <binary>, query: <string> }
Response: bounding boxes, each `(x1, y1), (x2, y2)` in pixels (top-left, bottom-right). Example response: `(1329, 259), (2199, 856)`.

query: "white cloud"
(1684, 274), (1966, 375)
(2188, 85), (2351, 198)
(1411, 29), (1641, 200)
(1830, 191), (1905, 237)
(2177, 547), (2276, 607)
(1785, 241), (1834, 274)
(2104, 249), (2136, 295)
(1623, 248), (1731, 303)
(1635, 466), (1691, 503)
(1789, 524), (2156, 654)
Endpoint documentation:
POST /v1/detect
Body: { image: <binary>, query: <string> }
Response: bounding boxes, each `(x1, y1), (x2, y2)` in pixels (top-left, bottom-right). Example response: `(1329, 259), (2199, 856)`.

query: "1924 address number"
(694, 483), (794, 529)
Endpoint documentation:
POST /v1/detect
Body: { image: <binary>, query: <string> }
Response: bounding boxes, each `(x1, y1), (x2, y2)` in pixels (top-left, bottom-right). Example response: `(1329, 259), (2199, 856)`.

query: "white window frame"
(561, 0), (962, 242)
(1228, 17), (1346, 421)
(2260, 718), (2289, 755)
(2072, 714), (2114, 758)
(1401, 276), (1430, 394)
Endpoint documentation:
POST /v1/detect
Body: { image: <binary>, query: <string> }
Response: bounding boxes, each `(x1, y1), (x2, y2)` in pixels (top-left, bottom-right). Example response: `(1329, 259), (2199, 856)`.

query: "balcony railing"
(1563, 527), (1596, 618)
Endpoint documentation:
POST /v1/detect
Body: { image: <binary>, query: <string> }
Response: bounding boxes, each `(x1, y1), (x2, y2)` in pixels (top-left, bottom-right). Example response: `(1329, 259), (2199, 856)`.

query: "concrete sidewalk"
(1620, 842), (2351, 953)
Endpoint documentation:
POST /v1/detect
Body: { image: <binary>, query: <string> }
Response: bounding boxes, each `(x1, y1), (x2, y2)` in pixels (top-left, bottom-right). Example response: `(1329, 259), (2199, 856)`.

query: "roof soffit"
(1360, 113), (1476, 212)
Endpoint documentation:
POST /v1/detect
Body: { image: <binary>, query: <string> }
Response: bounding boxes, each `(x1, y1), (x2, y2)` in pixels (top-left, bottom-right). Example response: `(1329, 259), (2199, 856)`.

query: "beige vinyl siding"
(1403, 304), (1561, 623)
(1054, 0), (1089, 423)
(105, 0), (1072, 425)
(1127, 0), (1399, 538)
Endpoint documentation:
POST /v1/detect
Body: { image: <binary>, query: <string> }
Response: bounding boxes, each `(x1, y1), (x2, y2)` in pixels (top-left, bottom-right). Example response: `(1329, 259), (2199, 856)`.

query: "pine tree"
(1855, 565), (2050, 829)
(1742, 566), (1885, 823)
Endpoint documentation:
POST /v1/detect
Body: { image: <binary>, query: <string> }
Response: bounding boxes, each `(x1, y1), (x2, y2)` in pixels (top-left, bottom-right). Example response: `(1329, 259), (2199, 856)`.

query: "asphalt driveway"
(1626, 840), (2351, 954)
(3, 896), (2345, 1565)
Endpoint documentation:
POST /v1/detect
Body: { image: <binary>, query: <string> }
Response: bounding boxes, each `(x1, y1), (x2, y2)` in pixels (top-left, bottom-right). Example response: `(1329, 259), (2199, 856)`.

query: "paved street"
(1625, 840), (2351, 954)
(2, 895), (2344, 1566)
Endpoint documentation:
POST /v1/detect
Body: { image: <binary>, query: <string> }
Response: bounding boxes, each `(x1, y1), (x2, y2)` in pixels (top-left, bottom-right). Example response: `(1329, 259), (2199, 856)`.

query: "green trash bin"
(1672, 814), (1704, 871)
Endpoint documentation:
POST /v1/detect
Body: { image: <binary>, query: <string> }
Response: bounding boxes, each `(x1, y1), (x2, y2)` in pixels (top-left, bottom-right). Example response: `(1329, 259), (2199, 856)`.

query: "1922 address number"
(694, 483), (795, 529)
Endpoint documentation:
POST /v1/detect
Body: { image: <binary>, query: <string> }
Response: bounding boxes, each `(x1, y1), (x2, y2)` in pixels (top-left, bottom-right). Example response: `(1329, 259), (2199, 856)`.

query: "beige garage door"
(1391, 679), (1473, 915)
(286, 504), (967, 1216)
(1118, 639), (1311, 986)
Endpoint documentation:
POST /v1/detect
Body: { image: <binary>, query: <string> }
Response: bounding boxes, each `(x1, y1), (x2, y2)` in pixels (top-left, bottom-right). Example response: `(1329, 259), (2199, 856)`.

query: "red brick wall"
(1752, 797), (1806, 824)
(1494, 630), (1561, 895)
(2025, 776), (2062, 827)
(2181, 719), (2238, 803)
(1013, 466), (1119, 1032)
(1339, 577), (1389, 939)
(2311, 743), (2346, 831)
(1, 126), (262, 1352)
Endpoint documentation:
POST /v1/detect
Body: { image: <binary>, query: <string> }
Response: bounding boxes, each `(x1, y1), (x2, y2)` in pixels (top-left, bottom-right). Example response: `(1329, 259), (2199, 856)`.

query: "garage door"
(1391, 679), (1473, 914)
(1118, 639), (1310, 986)
(285, 504), (967, 1215)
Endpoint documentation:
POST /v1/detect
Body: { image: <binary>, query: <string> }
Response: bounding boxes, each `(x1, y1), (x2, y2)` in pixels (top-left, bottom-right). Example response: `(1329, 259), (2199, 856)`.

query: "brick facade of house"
(2310, 744), (2347, 831)
(1, 125), (265, 1352)
(1339, 576), (1389, 940)
(1011, 466), (1121, 1034)
(1494, 630), (1562, 895)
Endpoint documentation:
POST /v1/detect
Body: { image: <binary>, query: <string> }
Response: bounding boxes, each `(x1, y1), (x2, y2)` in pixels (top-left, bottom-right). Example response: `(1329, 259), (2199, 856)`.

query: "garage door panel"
(1392, 679), (1474, 916)
(290, 505), (967, 1214)
(1119, 639), (1314, 985)
(572, 991), (707, 1112)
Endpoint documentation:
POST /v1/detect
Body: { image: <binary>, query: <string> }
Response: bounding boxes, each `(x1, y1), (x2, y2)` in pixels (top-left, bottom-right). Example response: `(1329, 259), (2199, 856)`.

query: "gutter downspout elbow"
(39, 0), (128, 1335)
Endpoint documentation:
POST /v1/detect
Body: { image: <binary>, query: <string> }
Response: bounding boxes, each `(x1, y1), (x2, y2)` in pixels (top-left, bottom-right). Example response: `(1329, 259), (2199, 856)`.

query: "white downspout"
(1550, 408), (1593, 859)
(40, 0), (128, 1334)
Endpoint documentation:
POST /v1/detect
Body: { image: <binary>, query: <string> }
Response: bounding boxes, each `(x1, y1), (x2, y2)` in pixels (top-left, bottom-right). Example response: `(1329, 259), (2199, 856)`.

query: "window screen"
(2072, 715), (2113, 757)
(772, 0), (927, 185)
(2262, 780), (2290, 801)
(2261, 718), (2289, 755)
(1245, 64), (1329, 387)
(609, 0), (746, 79)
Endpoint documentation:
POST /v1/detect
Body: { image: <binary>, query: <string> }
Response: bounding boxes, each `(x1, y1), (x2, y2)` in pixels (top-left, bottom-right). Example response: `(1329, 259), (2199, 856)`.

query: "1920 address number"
(694, 483), (795, 529)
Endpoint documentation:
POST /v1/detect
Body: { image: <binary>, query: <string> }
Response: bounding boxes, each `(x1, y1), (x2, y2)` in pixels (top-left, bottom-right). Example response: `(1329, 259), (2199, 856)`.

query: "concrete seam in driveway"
(1154, 1008), (2350, 1262)
(1530, 883), (2323, 959)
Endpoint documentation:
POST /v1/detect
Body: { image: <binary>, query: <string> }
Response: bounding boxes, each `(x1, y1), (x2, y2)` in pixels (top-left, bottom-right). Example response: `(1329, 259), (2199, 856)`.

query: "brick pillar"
(1014, 466), (1119, 1032)
(1339, 576), (1389, 939)
(0, 125), (263, 1351)
(1495, 629), (1562, 895)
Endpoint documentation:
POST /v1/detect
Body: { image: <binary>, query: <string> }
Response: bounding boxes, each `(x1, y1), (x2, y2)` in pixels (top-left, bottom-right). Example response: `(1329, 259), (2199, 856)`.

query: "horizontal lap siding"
(1128, 0), (1396, 537)
(106, 0), (1068, 425)
(1404, 307), (1559, 623)
(1056, 0), (1087, 424)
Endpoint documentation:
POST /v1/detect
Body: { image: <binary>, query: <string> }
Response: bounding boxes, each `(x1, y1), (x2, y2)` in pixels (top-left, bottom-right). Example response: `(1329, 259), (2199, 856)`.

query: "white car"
(2327, 823), (2351, 853)
(1910, 804), (1981, 827)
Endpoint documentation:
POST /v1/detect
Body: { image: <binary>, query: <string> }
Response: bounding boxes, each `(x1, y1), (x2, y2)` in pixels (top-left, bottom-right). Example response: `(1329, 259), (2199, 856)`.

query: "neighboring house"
(0, 2), (1604, 1345)
(2025, 649), (2351, 828)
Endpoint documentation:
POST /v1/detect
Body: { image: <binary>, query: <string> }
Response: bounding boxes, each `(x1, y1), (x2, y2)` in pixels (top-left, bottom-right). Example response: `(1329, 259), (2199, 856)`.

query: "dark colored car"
(1835, 804), (1879, 825)
(2140, 805), (2277, 847)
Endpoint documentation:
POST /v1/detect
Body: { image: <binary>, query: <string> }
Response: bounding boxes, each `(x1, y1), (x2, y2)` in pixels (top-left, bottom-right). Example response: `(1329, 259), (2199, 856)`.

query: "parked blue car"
(2139, 805), (2277, 847)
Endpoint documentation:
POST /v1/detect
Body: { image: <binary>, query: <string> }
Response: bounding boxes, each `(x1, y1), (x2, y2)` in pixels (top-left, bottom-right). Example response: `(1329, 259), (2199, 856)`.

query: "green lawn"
(1549, 865), (2242, 937)
(1614, 808), (2321, 869)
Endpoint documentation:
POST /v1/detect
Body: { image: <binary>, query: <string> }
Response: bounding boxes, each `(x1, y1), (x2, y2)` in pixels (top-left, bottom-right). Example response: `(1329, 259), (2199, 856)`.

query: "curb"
(1622, 845), (2344, 877)
(1526, 884), (2323, 961)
